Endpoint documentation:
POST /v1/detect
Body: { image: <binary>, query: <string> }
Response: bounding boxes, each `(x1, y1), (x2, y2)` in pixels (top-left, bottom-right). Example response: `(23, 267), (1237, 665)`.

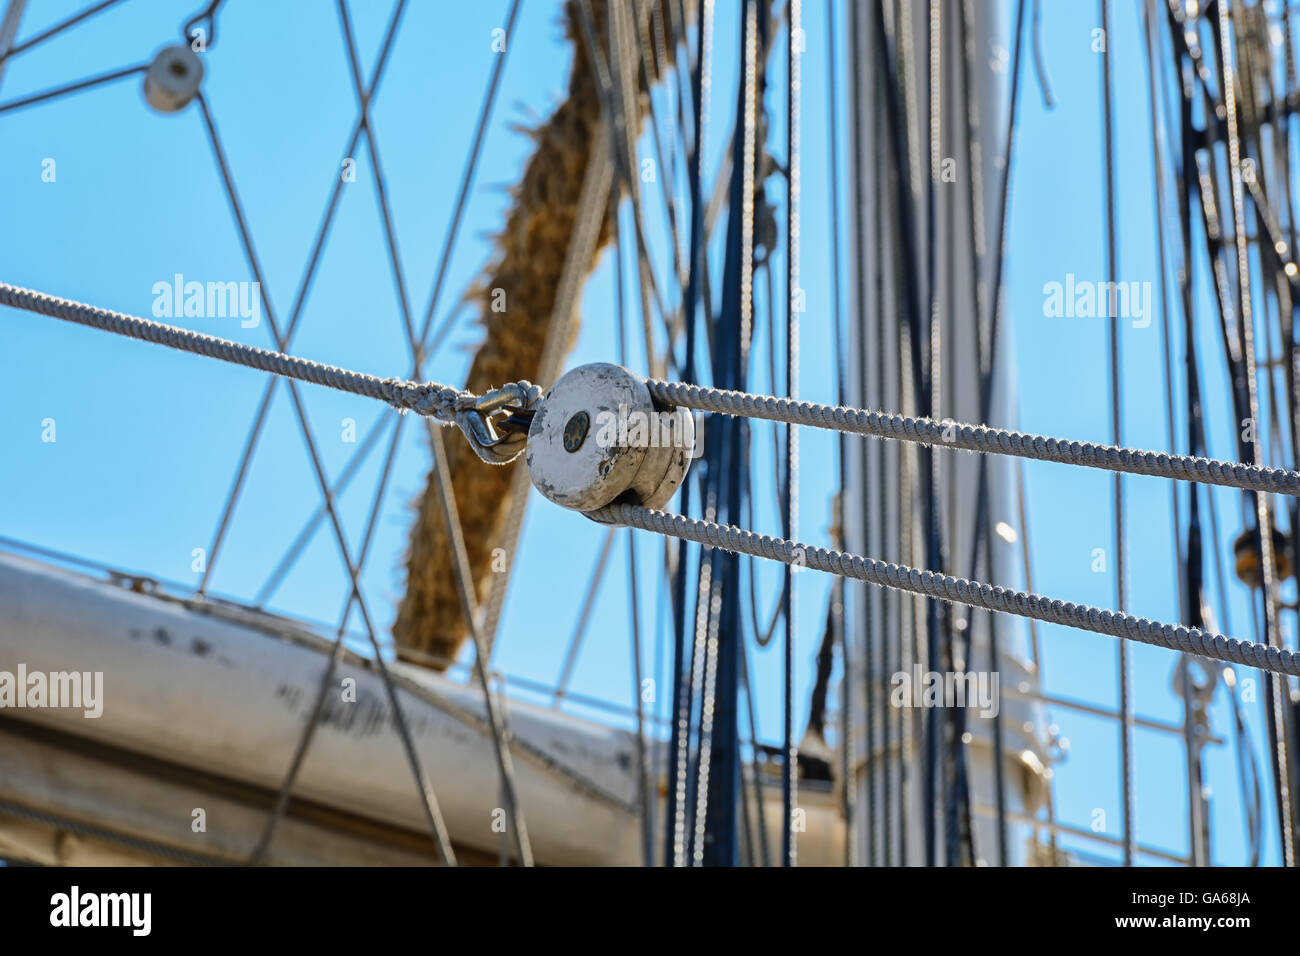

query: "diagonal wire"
(254, 414), (393, 607)
(0, 62), (144, 114)
(428, 425), (534, 866)
(194, 89), (456, 864)
(197, 0), (409, 595)
(416, 0), (522, 347)
(334, 0), (532, 863)
(0, 0), (126, 65)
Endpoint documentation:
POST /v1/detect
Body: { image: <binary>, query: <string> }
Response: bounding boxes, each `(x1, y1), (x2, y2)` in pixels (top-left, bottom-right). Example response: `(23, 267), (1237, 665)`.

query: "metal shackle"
(526, 363), (696, 513)
(143, 45), (205, 113)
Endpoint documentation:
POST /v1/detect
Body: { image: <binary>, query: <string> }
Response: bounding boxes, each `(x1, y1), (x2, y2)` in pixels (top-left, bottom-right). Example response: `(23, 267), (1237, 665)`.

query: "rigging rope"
(644, 378), (1300, 498)
(16, 273), (1300, 688)
(0, 281), (539, 463)
(12, 279), (1300, 499)
(9, 277), (1300, 680)
(587, 501), (1300, 679)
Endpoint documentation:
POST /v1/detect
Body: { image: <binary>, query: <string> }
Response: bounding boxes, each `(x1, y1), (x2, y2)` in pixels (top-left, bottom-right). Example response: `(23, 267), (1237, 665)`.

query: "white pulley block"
(526, 363), (695, 512)
(143, 45), (204, 113)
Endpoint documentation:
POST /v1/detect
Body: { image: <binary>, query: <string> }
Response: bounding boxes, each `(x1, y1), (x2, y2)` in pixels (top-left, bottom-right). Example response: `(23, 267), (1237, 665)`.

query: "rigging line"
(643, 377), (1300, 497)
(824, 0), (855, 867)
(0, 0), (21, 90)
(0, 0), (123, 66)
(1100, 0), (1134, 869)
(632, 0), (689, 295)
(416, 0), (520, 347)
(16, 273), (1300, 502)
(254, 295), (475, 608)
(1170, 1), (1245, 863)
(1014, 456), (1057, 861)
(428, 425), (534, 866)
(873, 0), (947, 867)
(194, 91), (462, 867)
(1142, 0), (1203, 866)
(0, 282), (478, 421)
(739, 634), (773, 866)
(338, 0), (417, 351)
(250, 412), (405, 864)
(627, 526), (655, 867)
(181, 0), (223, 49)
(681, 483), (719, 865)
(1215, 0), (1295, 867)
(782, 0), (801, 871)
(481, 143), (616, 667)
(310, 5), (532, 862)
(249, 407), (408, 862)
(610, 0), (667, 380)
(1030, 0), (1055, 109)
(590, 502), (1300, 679)
(692, 0), (764, 867)
(0, 62), (144, 114)
(552, 527), (618, 707)
(575, 0), (675, 375)
(949, 0), (1000, 868)
(665, 0), (711, 869)
(930, 0), (965, 871)
(254, 413), (392, 607)
(745, 468), (782, 648)
(196, 0), (409, 596)
(340, 9), (533, 858)
(612, 191), (655, 866)
(860, 0), (895, 865)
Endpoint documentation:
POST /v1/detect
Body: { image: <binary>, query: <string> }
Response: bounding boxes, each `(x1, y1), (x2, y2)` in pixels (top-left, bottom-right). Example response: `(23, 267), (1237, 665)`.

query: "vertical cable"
(1099, 0), (1134, 867)
(1214, 0), (1295, 866)
(782, 0), (802, 868)
(824, 0), (854, 867)
(666, 0), (713, 868)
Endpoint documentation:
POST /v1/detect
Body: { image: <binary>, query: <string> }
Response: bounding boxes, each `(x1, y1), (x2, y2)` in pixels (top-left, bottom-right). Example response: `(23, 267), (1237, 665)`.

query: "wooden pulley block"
(144, 45), (204, 113)
(526, 362), (695, 512)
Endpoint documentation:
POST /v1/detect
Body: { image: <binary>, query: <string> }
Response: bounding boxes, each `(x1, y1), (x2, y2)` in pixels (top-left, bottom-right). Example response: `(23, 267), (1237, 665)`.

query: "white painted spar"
(0, 550), (644, 864)
(0, 550), (845, 865)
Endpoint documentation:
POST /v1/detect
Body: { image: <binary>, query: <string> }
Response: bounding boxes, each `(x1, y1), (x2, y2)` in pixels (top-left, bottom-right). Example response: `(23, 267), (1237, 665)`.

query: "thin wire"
(196, 0), (410, 596)
(416, 0), (522, 347)
(1099, 0), (1134, 869)
(1215, 0), (1295, 866)
(593, 502), (1300, 679)
(781, 0), (801, 870)
(0, 63), (144, 114)
(824, 0), (854, 867)
(194, 88), (460, 865)
(0, 0), (126, 65)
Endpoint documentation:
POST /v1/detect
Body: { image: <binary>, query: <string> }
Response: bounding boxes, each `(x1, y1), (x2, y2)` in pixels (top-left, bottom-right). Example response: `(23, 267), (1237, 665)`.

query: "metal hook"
(456, 381), (540, 463)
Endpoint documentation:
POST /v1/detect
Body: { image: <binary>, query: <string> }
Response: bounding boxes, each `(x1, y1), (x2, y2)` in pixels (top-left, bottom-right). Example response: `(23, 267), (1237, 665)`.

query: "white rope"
(645, 378), (1300, 498)
(0, 281), (538, 463)
(9, 278), (1300, 679)
(9, 278), (1299, 497)
(588, 502), (1300, 679)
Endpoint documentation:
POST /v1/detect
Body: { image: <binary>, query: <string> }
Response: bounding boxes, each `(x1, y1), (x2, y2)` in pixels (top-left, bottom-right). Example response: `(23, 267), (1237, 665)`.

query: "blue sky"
(0, 0), (1289, 865)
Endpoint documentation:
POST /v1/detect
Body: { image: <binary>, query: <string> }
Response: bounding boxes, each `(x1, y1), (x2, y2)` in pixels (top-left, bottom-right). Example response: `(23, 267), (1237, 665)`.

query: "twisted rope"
(589, 502), (1300, 679)
(646, 378), (1300, 498)
(0, 281), (535, 463)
